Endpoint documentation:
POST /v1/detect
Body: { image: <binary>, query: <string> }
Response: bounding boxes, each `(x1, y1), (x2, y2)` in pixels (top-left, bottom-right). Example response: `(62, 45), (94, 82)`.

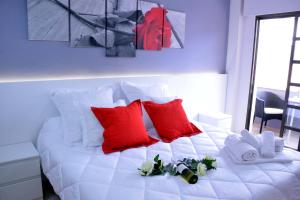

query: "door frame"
(245, 11), (300, 130)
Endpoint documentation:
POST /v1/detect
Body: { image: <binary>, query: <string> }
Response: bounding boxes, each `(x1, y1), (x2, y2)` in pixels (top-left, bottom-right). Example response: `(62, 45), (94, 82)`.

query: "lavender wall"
(0, 0), (229, 81)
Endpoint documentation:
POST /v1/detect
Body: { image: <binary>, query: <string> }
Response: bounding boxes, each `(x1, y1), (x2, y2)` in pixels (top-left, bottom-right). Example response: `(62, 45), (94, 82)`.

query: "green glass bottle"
(177, 163), (198, 184)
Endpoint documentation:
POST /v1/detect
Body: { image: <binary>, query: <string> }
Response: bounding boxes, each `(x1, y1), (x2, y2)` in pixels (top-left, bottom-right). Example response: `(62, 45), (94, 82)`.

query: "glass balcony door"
(280, 16), (300, 151)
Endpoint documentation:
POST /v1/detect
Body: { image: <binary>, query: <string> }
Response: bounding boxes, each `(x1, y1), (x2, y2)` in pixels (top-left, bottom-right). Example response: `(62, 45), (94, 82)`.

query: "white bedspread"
(37, 117), (300, 200)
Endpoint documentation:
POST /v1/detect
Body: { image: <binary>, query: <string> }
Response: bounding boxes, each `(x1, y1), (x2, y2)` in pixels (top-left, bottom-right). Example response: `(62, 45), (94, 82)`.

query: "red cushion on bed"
(91, 100), (158, 154)
(143, 99), (201, 142)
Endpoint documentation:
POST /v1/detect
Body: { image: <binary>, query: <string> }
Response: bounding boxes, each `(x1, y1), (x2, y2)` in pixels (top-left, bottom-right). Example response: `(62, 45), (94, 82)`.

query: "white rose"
(140, 160), (154, 176)
(197, 163), (207, 176)
(212, 161), (217, 168)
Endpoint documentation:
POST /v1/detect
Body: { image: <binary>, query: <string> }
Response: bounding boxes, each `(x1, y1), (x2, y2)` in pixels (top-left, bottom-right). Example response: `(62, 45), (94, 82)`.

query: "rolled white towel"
(260, 131), (276, 158)
(224, 134), (240, 145)
(224, 134), (259, 161)
(240, 129), (261, 149)
(256, 134), (284, 153)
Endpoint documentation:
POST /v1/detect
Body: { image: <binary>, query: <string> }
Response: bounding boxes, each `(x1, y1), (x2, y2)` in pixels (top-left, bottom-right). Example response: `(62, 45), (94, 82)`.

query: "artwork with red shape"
(135, 7), (171, 50)
(135, 1), (186, 51)
(27, 0), (186, 57)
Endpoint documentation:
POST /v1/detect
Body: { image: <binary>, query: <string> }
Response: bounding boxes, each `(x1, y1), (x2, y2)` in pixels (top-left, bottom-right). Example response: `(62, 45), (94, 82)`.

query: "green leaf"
(201, 157), (217, 170)
(157, 160), (161, 166)
(154, 154), (159, 162)
(150, 168), (165, 176)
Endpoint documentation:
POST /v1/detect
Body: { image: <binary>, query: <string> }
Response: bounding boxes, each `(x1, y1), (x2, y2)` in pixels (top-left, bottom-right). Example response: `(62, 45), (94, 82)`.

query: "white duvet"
(37, 117), (300, 200)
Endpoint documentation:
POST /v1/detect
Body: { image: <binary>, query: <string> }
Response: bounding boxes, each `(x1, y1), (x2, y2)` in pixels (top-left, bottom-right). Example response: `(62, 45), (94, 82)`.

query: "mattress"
(37, 117), (300, 200)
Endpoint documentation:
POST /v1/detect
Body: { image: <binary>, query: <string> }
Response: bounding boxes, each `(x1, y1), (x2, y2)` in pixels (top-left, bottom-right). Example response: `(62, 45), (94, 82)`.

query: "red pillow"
(91, 100), (158, 154)
(143, 99), (201, 142)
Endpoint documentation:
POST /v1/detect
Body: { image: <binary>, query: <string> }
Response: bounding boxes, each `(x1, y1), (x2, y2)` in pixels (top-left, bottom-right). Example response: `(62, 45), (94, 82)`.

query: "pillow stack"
(78, 99), (126, 147)
(121, 81), (201, 141)
(120, 81), (170, 130)
(143, 99), (200, 142)
(51, 82), (202, 154)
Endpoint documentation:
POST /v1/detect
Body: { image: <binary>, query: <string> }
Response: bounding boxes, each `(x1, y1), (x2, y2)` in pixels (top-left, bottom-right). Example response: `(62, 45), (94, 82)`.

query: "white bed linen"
(37, 117), (300, 200)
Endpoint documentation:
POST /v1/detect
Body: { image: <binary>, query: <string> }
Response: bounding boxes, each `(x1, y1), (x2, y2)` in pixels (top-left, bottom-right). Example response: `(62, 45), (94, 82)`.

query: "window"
(255, 18), (294, 91)
(294, 41), (300, 61)
(297, 19), (300, 37)
(247, 14), (300, 151)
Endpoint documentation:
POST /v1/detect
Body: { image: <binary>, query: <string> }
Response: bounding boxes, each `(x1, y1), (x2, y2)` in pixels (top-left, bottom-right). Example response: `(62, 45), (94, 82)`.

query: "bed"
(38, 117), (300, 200)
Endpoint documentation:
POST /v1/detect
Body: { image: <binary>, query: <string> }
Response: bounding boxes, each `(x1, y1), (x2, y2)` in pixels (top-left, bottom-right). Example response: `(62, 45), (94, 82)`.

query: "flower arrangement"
(139, 155), (164, 176)
(138, 154), (217, 182)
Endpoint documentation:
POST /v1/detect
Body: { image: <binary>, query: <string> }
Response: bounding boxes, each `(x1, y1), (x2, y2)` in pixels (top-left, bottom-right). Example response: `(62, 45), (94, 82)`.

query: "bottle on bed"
(177, 163), (198, 184)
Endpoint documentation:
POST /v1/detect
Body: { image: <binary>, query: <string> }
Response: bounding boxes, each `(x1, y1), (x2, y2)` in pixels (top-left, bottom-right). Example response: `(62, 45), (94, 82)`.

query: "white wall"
(244, 0), (300, 16)
(0, 74), (227, 146)
(226, 0), (300, 132)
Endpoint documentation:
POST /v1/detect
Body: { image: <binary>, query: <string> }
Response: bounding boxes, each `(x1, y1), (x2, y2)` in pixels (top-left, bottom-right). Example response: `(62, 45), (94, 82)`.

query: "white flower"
(139, 160), (154, 176)
(197, 163), (207, 176)
(212, 161), (217, 168)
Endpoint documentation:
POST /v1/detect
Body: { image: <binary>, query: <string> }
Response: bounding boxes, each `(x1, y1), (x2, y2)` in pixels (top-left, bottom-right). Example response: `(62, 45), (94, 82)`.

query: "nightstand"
(0, 142), (43, 200)
(198, 111), (232, 131)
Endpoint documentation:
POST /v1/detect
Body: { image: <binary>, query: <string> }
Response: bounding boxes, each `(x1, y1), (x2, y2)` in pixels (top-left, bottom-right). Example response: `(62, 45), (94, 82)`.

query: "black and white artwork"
(105, 0), (138, 57)
(27, 0), (186, 57)
(27, 0), (69, 41)
(167, 9), (186, 49)
(70, 0), (107, 48)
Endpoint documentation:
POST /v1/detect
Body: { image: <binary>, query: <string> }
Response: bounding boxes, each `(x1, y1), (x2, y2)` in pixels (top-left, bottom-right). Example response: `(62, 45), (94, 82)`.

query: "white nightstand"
(198, 111), (232, 130)
(0, 142), (43, 200)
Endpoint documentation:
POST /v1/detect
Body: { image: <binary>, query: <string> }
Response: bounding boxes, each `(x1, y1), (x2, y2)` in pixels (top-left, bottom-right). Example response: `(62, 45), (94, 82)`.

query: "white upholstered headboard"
(0, 73), (227, 146)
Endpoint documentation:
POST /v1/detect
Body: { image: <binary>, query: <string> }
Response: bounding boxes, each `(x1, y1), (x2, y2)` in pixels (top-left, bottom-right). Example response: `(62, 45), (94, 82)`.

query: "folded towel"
(224, 135), (259, 161)
(275, 137), (284, 152)
(255, 134), (284, 152)
(260, 131), (276, 158)
(224, 147), (292, 164)
(240, 129), (261, 149)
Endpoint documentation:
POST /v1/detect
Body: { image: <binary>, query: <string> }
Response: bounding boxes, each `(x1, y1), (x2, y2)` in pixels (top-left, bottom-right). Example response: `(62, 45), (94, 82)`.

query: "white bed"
(38, 117), (300, 200)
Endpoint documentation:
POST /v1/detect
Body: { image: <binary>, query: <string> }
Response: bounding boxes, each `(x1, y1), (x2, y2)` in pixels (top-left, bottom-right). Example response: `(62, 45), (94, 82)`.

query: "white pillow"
(120, 81), (170, 103)
(120, 81), (170, 129)
(151, 96), (177, 103)
(79, 99), (126, 147)
(51, 87), (113, 145)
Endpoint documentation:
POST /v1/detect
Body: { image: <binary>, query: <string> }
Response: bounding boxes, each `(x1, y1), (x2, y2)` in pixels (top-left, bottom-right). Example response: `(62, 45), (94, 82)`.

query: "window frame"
(245, 11), (300, 129)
